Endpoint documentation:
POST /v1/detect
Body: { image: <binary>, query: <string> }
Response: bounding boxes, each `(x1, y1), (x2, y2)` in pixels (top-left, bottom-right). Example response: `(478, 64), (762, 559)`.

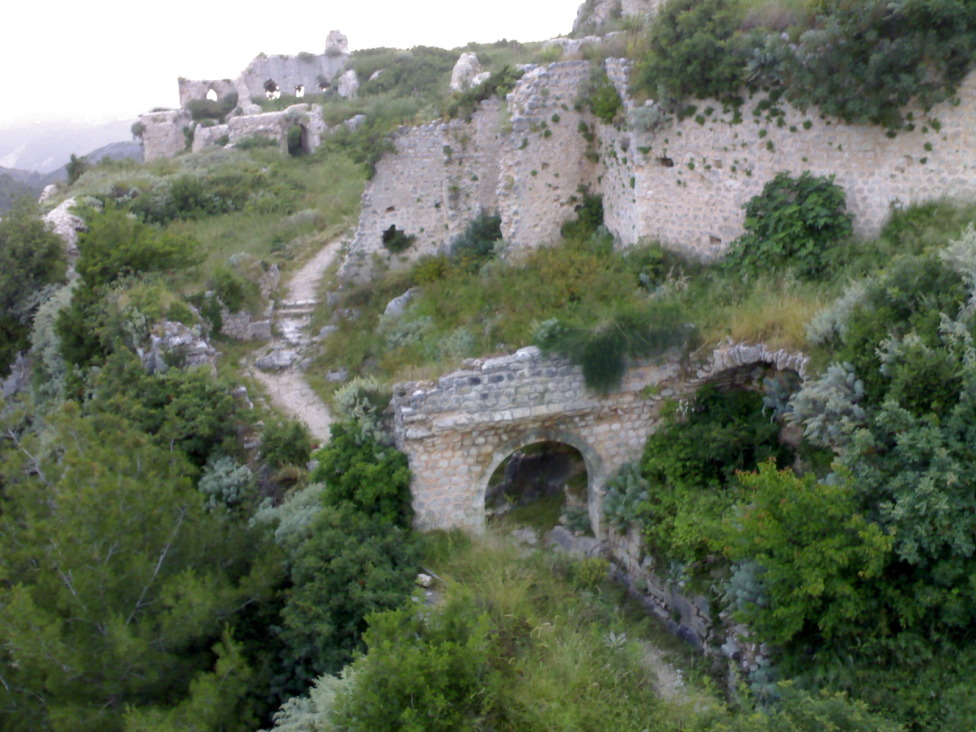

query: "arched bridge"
(392, 343), (807, 537)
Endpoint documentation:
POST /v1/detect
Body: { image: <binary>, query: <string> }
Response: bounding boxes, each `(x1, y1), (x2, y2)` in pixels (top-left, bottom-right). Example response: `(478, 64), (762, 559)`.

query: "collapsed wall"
(341, 58), (976, 281)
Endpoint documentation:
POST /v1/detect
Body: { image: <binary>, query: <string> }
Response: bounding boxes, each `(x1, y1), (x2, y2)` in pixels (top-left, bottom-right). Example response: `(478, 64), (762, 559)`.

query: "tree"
(278, 505), (419, 692)
(721, 462), (892, 646)
(0, 200), (66, 373)
(66, 154), (89, 185)
(0, 404), (283, 730)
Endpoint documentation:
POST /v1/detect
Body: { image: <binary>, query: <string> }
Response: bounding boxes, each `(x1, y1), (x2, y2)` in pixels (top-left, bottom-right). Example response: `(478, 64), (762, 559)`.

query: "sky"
(1, 0), (583, 129)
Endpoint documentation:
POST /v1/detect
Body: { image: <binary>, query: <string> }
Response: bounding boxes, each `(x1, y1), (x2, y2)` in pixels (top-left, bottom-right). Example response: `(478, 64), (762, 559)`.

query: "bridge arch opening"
(479, 430), (606, 536)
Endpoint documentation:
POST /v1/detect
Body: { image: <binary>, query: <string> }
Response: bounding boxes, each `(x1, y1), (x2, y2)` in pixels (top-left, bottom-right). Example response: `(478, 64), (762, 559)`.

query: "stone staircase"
(254, 297), (319, 371)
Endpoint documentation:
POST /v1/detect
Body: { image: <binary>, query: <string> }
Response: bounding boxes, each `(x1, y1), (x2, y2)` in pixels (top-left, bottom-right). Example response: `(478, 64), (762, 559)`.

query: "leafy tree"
(66, 153), (89, 185)
(310, 421), (413, 526)
(0, 200), (66, 373)
(721, 462), (892, 646)
(0, 404), (283, 730)
(278, 505), (419, 691)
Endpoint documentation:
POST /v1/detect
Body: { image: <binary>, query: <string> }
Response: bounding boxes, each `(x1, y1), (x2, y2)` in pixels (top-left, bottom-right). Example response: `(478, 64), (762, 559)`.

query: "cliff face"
(340, 57), (976, 281)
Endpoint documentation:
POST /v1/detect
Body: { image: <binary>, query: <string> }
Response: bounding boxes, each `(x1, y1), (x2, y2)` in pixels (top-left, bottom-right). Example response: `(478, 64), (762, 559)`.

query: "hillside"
(2, 1), (976, 730)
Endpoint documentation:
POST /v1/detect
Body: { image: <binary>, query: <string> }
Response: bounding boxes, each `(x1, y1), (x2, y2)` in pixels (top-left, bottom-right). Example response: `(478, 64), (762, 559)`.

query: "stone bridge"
(392, 342), (807, 536)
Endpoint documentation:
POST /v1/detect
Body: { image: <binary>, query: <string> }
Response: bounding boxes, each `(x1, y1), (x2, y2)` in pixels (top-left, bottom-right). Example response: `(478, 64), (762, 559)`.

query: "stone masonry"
(392, 341), (805, 535)
(342, 57), (976, 280)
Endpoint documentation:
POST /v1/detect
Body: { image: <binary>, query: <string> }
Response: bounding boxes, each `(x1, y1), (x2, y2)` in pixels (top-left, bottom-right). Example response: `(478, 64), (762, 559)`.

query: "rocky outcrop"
(450, 53), (490, 92)
(336, 70), (359, 99)
(42, 197), (86, 257)
(142, 321), (217, 374)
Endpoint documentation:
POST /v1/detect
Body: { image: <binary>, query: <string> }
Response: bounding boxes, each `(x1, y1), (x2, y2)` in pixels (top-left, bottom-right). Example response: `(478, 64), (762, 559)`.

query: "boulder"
(450, 52), (484, 92)
(337, 69), (359, 98)
(383, 287), (419, 318)
(144, 321), (217, 373)
(42, 198), (86, 256)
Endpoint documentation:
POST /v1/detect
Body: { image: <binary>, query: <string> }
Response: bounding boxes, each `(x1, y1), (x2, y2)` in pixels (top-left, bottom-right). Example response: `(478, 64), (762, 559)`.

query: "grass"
(416, 530), (727, 730)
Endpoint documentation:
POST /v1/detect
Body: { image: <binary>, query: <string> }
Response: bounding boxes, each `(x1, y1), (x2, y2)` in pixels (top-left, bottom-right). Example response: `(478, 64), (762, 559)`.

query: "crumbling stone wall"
(238, 49), (348, 102)
(604, 69), (976, 258)
(344, 57), (976, 281)
(339, 100), (505, 280)
(178, 78), (239, 108)
(339, 61), (599, 280)
(141, 109), (191, 162)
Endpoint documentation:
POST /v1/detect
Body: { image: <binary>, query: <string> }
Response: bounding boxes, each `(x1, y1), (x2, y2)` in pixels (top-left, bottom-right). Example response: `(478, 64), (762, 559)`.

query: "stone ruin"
(138, 31), (356, 161)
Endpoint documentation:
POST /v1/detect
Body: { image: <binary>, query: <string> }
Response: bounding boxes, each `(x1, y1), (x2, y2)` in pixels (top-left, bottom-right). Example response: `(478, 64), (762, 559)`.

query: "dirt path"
(252, 369), (333, 444)
(287, 237), (343, 302)
(250, 237), (344, 444)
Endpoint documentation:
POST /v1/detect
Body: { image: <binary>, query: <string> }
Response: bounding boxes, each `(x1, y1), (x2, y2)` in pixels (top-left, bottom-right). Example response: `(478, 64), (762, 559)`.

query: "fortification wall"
(141, 110), (191, 162)
(339, 100), (504, 280)
(238, 51), (348, 101)
(178, 78), (239, 108)
(498, 61), (601, 254)
(606, 71), (976, 258)
(343, 60), (976, 280)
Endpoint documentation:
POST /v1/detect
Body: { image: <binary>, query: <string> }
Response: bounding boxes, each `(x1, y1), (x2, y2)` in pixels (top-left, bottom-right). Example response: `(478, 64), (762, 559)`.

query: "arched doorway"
(480, 429), (605, 537)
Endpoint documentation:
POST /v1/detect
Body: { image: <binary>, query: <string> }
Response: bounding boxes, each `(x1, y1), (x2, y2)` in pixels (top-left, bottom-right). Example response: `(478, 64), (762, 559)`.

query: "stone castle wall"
(141, 110), (191, 162)
(604, 69), (976, 258)
(339, 100), (505, 280)
(342, 59), (976, 280)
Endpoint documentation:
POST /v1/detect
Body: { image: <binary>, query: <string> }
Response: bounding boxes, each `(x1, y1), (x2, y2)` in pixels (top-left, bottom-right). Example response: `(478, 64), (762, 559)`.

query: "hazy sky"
(2, 0), (582, 129)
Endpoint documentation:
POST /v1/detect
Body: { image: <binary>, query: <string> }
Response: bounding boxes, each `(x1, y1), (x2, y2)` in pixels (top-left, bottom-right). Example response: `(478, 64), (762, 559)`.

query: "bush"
(381, 224), (415, 254)
(560, 189), (605, 241)
(327, 597), (495, 731)
(187, 92), (238, 122)
(310, 421), (413, 526)
(723, 172), (852, 280)
(534, 301), (690, 393)
(633, 0), (748, 110)
(261, 420), (312, 468)
(449, 212), (502, 266)
(582, 70), (623, 124)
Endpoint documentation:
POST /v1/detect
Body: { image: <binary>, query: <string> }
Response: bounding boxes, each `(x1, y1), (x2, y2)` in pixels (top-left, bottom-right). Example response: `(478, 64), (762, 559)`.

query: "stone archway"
(479, 428), (605, 535)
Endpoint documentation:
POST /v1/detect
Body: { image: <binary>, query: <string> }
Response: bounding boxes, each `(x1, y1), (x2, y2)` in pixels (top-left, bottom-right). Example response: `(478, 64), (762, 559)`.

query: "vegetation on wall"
(632, 0), (976, 129)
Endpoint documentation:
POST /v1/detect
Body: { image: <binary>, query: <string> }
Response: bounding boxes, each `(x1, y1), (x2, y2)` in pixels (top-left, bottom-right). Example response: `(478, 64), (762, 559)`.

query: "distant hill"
(0, 139), (143, 212)
(0, 119), (137, 173)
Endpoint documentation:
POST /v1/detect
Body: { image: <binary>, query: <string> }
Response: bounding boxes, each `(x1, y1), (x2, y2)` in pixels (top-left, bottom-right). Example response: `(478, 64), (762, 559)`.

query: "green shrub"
(444, 65), (525, 120)
(235, 135), (278, 150)
(187, 92), (239, 122)
(560, 189), (605, 241)
(328, 597), (495, 731)
(261, 420), (312, 468)
(449, 212), (502, 266)
(310, 421), (413, 526)
(633, 0), (748, 110)
(534, 301), (690, 393)
(581, 68), (623, 124)
(381, 224), (415, 254)
(724, 171), (852, 280)
(279, 504), (420, 689)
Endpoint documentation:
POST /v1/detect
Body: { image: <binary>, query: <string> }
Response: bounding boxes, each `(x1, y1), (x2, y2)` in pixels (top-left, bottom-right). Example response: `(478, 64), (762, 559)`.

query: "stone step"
(278, 299), (318, 312)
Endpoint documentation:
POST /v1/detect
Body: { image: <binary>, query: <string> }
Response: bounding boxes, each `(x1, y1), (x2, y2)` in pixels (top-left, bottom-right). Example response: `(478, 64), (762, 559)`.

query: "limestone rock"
(38, 184), (58, 204)
(368, 70), (384, 82)
(450, 52), (484, 92)
(344, 114), (367, 132)
(144, 321), (217, 373)
(43, 198), (86, 256)
(383, 287), (420, 317)
(255, 348), (299, 372)
(337, 69), (359, 98)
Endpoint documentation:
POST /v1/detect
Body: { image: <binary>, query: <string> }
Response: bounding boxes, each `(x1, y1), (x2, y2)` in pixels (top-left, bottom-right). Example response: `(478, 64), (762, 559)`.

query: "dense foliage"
(633, 0), (976, 129)
(724, 171), (852, 280)
(0, 201), (66, 373)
